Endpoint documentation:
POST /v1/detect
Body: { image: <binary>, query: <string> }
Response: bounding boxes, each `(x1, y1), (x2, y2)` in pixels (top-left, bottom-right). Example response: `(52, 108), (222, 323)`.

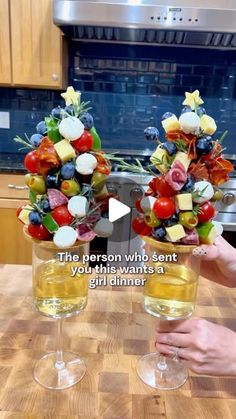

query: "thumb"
(192, 244), (219, 260)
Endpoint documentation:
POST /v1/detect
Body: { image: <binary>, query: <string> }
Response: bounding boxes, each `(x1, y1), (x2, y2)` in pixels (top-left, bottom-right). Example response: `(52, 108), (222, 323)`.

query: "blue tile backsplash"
(1, 43), (236, 156)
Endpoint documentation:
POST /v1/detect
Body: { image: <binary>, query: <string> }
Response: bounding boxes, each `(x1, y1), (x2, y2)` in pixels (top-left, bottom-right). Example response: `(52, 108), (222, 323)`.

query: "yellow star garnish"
(182, 90), (204, 110)
(61, 86), (81, 106)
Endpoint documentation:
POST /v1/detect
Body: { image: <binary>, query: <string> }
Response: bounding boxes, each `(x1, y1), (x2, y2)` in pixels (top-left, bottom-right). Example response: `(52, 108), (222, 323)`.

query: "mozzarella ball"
(179, 112), (200, 135)
(93, 218), (114, 238)
(76, 153), (97, 175)
(212, 220), (223, 237)
(53, 226), (77, 248)
(59, 116), (84, 141)
(140, 196), (157, 212)
(193, 181), (214, 204)
(68, 196), (89, 217)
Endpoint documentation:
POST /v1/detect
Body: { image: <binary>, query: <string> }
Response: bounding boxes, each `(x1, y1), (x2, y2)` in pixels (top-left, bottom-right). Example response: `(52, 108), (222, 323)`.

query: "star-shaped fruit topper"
(182, 90), (204, 111)
(61, 86), (81, 106)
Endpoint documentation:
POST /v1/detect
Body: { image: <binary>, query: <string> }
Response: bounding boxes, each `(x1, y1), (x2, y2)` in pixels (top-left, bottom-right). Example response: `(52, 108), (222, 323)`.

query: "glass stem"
(55, 318), (65, 370)
(157, 354), (167, 372)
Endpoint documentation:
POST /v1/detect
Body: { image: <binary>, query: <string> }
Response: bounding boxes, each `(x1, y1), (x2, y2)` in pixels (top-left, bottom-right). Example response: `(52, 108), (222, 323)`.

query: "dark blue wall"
(1, 43), (236, 155)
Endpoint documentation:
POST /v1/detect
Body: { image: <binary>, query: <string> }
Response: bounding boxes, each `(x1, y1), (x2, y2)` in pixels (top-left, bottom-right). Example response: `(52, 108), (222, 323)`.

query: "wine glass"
(29, 234), (90, 390)
(136, 236), (201, 390)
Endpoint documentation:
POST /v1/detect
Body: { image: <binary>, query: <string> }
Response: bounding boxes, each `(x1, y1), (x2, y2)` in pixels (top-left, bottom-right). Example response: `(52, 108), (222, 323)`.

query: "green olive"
(60, 179), (80, 197)
(91, 171), (107, 193)
(27, 175), (46, 195)
(211, 189), (223, 202)
(179, 211), (198, 229)
(144, 210), (162, 228)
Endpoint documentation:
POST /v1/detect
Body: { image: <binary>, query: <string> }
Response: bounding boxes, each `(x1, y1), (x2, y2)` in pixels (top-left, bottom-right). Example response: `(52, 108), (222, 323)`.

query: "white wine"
(143, 263), (198, 319)
(33, 260), (88, 318)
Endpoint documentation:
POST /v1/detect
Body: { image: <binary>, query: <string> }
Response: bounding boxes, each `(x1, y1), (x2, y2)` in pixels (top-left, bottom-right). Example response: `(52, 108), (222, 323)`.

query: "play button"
(108, 197), (131, 222)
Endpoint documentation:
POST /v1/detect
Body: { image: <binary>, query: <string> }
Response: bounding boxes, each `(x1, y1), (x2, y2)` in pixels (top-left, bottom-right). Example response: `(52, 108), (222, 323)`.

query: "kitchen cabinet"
(0, 174), (32, 264)
(0, 0), (67, 89)
(0, 0), (12, 84)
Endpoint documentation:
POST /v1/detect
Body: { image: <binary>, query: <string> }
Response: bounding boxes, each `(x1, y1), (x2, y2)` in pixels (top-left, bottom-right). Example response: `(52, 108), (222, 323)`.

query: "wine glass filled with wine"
(136, 237), (200, 390)
(31, 238), (90, 390)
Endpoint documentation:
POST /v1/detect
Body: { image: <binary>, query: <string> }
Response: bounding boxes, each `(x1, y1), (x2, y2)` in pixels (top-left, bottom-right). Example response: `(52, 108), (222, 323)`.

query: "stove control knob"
(107, 185), (118, 195)
(222, 193), (235, 206)
(130, 187), (143, 202)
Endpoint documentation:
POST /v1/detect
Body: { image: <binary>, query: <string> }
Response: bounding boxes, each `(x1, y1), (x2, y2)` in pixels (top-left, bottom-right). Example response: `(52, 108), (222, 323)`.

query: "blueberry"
(164, 213), (179, 227)
(51, 106), (63, 119)
(60, 162), (75, 179)
(182, 175), (195, 192)
(152, 227), (166, 240)
(196, 137), (213, 155)
(29, 133), (43, 147)
(79, 112), (94, 130)
(29, 211), (42, 225)
(162, 141), (177, 156)
(64, 104), (74, 116)
(42, 198), (51, 213)
(144, 126), (159, 141)
(46, 173), (61, 188)
(162, 112), (174, 120)
(181, 106), (192, 114)
(36, 121), (47, 136)
(196, 106), (206, 117)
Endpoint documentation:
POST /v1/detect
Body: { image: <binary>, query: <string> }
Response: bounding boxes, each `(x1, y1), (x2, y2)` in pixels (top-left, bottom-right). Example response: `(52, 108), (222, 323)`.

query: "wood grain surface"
(0, 264), (236, 419)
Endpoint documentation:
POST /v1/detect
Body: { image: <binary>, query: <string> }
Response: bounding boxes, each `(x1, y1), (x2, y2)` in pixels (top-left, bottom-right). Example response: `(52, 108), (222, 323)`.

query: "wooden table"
(0, 265), (236, 419)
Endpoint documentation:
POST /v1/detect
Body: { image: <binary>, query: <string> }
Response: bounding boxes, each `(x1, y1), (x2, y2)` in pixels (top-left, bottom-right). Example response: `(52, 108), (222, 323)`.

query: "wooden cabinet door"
(0, 200), (32, 265)
(10, 0), (67, 88)
(0, 174), (32, 264)
(0, 0), (11, 85)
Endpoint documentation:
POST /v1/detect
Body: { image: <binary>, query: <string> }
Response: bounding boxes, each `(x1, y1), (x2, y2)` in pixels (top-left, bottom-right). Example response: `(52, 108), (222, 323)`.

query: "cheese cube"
(200, 114), (217, 135)
(161, 115), (181, 133)
(54, 139), (76, 163)
(18, 205), (33, 225)
(150, 145), (169, 174)
(165, 224), (186, 242)
(175, 193), (193, 211)
(172, 151), (191, 171)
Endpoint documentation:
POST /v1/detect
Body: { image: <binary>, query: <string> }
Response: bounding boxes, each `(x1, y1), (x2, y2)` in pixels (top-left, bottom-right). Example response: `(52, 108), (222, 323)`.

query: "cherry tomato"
(132, 216), (152, 235)
(28, 224), (51, 240)
(51, 205), (73, 226)
(149, 176), (175, 197)
(24, 150), (39, 173)
(72, 131), (93, 153)
(198, 201), (215, 223)
(16, 206), (24, 218)
(153, 197), (175, 220)
(135, 197), (144, 213)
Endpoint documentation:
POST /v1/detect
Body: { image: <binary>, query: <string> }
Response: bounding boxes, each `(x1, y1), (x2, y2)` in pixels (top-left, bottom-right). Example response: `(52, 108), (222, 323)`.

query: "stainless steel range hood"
(53, 0), (236, 49)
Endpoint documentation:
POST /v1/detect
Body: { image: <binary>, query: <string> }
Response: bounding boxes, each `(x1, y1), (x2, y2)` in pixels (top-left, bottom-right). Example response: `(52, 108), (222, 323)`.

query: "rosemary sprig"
(175, 139), (188, 152)
(100, 153), (151, 175)
(192, 204), (203, 217)
(13, 134), (34, 150)
(150, 155), (171, 170)
(70, 203), (102, 229)
(191, 184), (208, 200)
(218, 130), (228, 144)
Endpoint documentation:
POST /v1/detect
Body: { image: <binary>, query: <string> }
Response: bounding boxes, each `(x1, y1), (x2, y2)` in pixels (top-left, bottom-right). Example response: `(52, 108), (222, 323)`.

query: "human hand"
(155, 318), (236, 376)
(193, 236), (236, 287)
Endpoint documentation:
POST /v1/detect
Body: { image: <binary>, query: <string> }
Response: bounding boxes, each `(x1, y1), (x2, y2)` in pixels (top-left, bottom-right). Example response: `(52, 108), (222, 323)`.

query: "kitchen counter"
(0, 265), (236, 418)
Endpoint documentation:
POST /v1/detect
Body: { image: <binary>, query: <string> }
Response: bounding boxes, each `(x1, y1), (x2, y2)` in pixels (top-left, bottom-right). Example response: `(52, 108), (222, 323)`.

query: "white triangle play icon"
(108, 198), (131, 222)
